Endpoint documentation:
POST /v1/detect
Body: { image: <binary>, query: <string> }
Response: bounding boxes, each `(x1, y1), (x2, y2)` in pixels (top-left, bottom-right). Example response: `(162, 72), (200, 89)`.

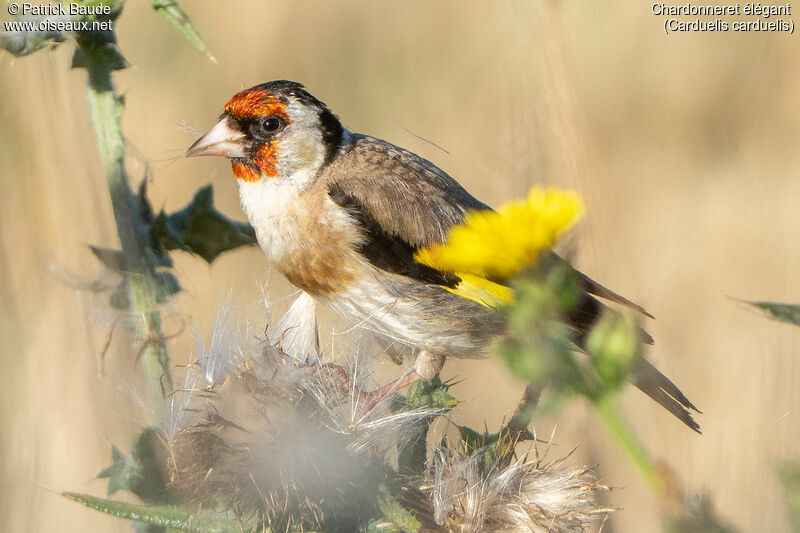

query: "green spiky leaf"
(404, 376), (457, 410)
(148, 0), (212, 59)
(97, 445), (128, 496)
(90, 246), (127, 272)
(63, 493), (246, 533)
(0, 20), (68, 56)
(150, 185), (257, 263)
(107, 270), (180, 309)
(98, 427), (173, 504)
(377, 493), (420, 533)
(741, 300), (800, 326)
(457, 426), (504, 465)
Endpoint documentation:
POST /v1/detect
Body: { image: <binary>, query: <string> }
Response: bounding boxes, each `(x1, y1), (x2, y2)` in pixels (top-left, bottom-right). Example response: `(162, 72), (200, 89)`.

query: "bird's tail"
(633, 358), (702, 433)
(568, 287), (702, 433)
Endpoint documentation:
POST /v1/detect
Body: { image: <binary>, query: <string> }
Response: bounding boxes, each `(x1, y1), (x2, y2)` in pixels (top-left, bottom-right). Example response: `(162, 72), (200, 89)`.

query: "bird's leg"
(361, 350), (446, 409)
(413, 350), (446, 381)
(302, 351), (445, 412)
(361, 368), (422, 409)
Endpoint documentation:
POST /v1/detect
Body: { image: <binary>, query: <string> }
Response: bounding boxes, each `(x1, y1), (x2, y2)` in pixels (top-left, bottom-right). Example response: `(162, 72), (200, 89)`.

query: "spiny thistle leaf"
(403, 376), (457, 410)
(457, 427), (502, 463)
(71, 42), (129, 70)
(71, 2), (130, 73)
(741, 300), (800, 327)
(148, 0), (214, 60)
(154, 270), (181, 300)
(97, 445), (127, 496)
(62, 493), (245, 533)
(377, 493), (421, 533)
(150, 185), (256, 263)
(90, 245), (127, 272)
(0, 19), (69, 56)
(98, 427), (174, 504)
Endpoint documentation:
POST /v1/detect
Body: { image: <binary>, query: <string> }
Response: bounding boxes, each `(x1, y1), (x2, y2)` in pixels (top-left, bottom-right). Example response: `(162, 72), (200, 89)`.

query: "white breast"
(237, 175), (305, 262)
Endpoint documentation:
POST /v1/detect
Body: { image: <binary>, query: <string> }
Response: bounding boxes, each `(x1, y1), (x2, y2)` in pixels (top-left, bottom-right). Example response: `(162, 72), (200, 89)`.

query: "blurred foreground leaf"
(2, 2), (122, 57)
(63, 493), (245, 533)
(150, 185), (256, 263)
(98, 427), (173, 504)
(0, 19), (68, 56)
(741, 300), (800, 326)
(148, 0), (213, 60)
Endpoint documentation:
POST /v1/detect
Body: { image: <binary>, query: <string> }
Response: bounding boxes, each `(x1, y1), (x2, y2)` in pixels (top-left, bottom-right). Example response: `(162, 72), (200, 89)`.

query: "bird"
(186, 80), (700, 432)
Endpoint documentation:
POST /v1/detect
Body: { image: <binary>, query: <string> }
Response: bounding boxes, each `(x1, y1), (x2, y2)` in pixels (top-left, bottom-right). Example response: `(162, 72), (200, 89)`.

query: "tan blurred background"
(2, 1), (799, 531)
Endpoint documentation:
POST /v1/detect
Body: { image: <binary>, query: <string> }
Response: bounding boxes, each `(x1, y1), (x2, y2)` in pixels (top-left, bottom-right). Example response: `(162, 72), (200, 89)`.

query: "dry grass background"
(1, 1), (799, 531)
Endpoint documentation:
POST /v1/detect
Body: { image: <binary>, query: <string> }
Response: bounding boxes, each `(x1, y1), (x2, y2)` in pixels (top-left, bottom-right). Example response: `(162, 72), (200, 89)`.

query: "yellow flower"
(415, 187), (584, 307)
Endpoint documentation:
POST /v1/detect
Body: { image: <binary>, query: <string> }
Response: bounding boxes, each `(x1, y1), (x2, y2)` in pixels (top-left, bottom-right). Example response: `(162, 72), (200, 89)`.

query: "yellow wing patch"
(446, 273), (514, 309)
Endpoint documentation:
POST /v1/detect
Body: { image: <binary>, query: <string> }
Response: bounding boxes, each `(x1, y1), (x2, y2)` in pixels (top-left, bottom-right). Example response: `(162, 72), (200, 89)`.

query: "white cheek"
(276, 101), (327, 178)
(277, 129), (325, 178)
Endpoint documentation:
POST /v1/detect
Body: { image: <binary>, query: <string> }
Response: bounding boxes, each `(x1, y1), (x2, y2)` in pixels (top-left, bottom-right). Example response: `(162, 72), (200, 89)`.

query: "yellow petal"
(415, 187), (584, 282)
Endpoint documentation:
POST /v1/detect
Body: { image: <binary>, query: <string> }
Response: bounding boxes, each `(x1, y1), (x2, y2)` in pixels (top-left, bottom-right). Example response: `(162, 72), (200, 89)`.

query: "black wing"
(328, 184), (460, 288)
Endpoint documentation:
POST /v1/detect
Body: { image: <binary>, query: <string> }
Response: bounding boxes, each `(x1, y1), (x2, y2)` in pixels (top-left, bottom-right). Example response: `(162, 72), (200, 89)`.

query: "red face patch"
(224, 87), (289, 180)
(253, 143), (279, 178)
(230, 160), (261, 182)
(223, 88), (289, 121)
(231, 144), (279, 181)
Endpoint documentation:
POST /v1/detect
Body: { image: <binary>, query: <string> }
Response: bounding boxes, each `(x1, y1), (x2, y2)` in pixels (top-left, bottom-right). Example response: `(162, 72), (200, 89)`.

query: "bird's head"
(186, 80), (343, 182)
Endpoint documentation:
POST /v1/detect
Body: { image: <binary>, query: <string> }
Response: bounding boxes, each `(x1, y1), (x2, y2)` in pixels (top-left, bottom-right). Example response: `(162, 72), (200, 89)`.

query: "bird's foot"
(300, 362), (422, 413)
(361, 369), (422, 411)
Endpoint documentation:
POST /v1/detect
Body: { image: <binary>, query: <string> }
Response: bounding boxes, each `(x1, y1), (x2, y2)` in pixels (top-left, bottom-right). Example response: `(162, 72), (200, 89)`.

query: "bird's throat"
(231, 142), (279, 182)
(231, 160), (261, 182)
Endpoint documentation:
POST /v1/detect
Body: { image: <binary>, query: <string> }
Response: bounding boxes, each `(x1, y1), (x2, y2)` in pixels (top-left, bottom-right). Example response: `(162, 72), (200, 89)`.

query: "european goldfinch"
(186, 80), (700, 431)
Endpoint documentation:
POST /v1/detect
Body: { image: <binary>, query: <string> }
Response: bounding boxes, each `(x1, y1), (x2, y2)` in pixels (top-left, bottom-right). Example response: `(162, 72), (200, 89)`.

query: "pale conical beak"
(185, 117), (246, 158)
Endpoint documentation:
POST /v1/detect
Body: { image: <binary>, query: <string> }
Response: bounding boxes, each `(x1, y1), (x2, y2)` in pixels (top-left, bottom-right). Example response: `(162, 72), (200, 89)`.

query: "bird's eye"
(262, 116), (281, 132)
(249, 114), (284, 139)
(261, 115), (282, 132)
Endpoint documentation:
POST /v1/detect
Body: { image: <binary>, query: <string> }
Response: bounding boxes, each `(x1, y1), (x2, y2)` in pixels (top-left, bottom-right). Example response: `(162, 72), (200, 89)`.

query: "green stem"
(77, 35), (172, 421)
(594, 396), (662, 493)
